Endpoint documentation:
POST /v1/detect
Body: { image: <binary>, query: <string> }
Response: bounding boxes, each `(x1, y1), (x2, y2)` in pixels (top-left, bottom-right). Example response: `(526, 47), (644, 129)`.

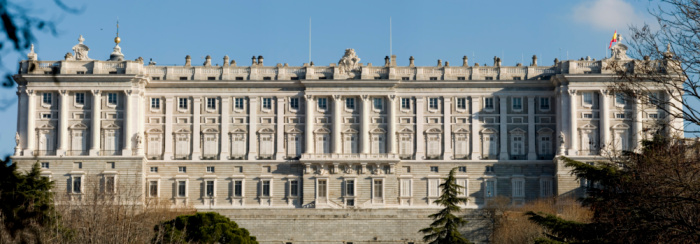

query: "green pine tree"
(153, 212), (258, 244)
(420, 167), (473, 244)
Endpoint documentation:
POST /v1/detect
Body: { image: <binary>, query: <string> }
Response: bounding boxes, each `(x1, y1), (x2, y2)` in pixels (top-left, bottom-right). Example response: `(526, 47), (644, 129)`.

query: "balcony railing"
(301, 153), (399, 160)
(174, 154), (190, 160)
(100, 150), (122, 156)
(33, 150), (56, 156)
(146, 154), (163, 160)
(201, 153), (219, 160)
(67, 150), (88, 156)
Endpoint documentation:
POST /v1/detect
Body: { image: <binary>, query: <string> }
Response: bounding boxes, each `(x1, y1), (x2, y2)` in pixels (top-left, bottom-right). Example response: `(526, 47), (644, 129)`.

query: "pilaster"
(25, 89), (36, 155)
(600, 90), (610, 153)
(470, 96), (481, 160)
(527, 96), (536, 160)
(57, 90), (68, 155)
(248, 97), (258, 159)
(220, 97), (230, 159)
(568, 89), (577, 156)
(387, 95), (397, 155)
(360, 95), (370, 154)
(304, 95), (314, 154)
(443, 96), (452, 159)
(163, 97), (174, 160)
(415, 97), (425, 159)
(498, 95), (509, 160)
(275, 97), (285, 159)
(90, 90), (101, 156)
(332, 95), (342, 154)
(192, 97), (201, 159)
(122, 90), (133, 156)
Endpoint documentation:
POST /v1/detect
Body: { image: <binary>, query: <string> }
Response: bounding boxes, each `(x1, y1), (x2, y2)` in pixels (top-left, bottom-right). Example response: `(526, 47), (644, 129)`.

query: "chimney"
(223, 55), (230, 67)
(462, 55), (468, 67)
(185, 55), (191, 66)
(391, 55), (396, 66)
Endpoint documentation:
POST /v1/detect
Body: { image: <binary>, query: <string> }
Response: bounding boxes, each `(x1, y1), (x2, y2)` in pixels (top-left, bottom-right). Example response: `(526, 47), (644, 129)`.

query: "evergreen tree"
(153, 212), (258, 244)
(420, 167), (473, 244)
(0, 158), (57, 240)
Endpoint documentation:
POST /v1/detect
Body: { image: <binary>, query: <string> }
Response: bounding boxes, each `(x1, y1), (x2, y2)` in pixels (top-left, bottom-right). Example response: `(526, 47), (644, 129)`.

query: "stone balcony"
(301, 153), (400, 162)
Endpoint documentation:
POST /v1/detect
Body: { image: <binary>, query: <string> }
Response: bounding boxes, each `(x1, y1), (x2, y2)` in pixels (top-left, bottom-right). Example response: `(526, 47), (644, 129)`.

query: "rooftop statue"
(338, 49), (361, 74)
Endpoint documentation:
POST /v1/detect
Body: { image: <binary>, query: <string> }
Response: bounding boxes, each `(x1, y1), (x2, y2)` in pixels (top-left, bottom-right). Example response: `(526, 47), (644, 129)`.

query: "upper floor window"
(206, 98), (216, 110)
(615, 93), (626, 106)
(401, 98), (411, 110)
(484, 97), (494, 110)
(430, 166), (439, 173)
(150, 98), (160, 109)
(75, 93), (85, 105)
(262, 98), (272, 110)
(583, 92), (593, 106)
(512, 97), (522, 110)
(428, 98), (439, 110)
(373, 98), (383, 110)
(178, 166), (187, 173)
(42, 92), (52, 105)
(317, 98), (327, 110)
(234, 98), (244, 110)
(540, 97), (550, 110)
(346, 98), (355, 110)
(289, 97), (299, 110)
(456, 98), (467, 110)
(107, 93), (117, 105)
(178, 98), (188, 109)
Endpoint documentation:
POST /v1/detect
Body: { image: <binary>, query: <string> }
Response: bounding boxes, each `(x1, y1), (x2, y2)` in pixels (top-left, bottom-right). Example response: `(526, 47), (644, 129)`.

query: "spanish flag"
(609, 30), (618, 49)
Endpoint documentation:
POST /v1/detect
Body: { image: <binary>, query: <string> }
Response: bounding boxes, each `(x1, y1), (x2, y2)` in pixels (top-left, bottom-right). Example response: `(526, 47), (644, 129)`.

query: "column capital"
(304, 94), (313, 100)
(59, 90), (67, 96)
(599, 89), (610, 95)
(332, 95), (341, 101)
(567, 89), (576, 95)
(360, 94), (369, 101)
(25, 89), (34, 96)
(125, 89), (134, 96)
(91, 89), (100, 96)
(388, 94), (396, 101)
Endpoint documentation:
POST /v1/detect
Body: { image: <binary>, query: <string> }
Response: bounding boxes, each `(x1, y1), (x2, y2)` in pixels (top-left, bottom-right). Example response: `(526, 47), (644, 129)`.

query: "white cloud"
(573, 0), (647, 31)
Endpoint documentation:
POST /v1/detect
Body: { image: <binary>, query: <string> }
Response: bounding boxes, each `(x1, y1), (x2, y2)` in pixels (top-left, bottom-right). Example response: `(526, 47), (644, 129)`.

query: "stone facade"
(10, 37), (681, 243)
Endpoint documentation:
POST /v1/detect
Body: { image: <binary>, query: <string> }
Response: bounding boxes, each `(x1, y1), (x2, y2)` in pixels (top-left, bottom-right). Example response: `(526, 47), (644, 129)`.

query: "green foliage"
(420, 167), (473, 244)
(0, 158), (56, 238)
(153, 212), (257, 244)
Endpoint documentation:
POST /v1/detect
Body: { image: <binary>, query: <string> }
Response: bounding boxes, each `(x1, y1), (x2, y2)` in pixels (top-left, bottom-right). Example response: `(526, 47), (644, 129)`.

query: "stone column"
(163, 97), (174, 159)
(668, 91), (683, 138)
(136, 91), (144, 156)
(498, 95), (509, 160)
(122, 90), (133, 156)
(415, 97), (425, 159)
(387, 95), (397, 155)
(527, 96), (537, 160)
(568, 89), (578, 156)
(633, 98), (643, 151)
(304, 95), (314, 154)
(57, 90), (68, 155)
(276, 97), (285, 159)
(248, 97), (258, 159)
(220, 97), (230, 159)
(15, 90), (24, 155)
(25, 90), (36, 155)
(600, 90), (610, 153)
(360, 95), (370, 154)
(443, 96), (452, 159)
(332, 95), (342, 154)
(90, 90), (101, 156)
(191, 97), (201, 159)
(470, 96), (481, 160)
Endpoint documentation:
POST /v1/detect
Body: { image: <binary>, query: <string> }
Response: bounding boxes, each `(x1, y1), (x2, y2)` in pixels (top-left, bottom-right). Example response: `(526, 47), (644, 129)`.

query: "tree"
(152, 212), (258, 244)
(527, 136), (700, 243)
(420, 167), (473, 244)
(0, 158), (57, 243)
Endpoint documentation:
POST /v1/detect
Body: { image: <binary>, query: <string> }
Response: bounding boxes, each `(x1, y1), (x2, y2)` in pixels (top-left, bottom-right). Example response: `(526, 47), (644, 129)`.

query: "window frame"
(178, 97), (188, 110)
(262, 97), (272, 110)
(75, 92), (85, 106)
(539, 97), (550, 111)
(615, 93), (627, 107)
(150, 98), (161, 110)
(428, 97), (439, 111)
(484, 97), (494, 111)
(42, 92), (52, 106)
(400, 97), (411, 111)
(206, 97), (217, 111)
(107, 93), (118, 106)
(582, 92), (593, 107)
(289, 97), (299, 111)
(456, 97), (467, 111)
(512, 97), (523, 111)
(373, 97), (383, 111)
(234, 97), (245, 111)
(345, 97), (355, 110)
(317, 97), (328, 111)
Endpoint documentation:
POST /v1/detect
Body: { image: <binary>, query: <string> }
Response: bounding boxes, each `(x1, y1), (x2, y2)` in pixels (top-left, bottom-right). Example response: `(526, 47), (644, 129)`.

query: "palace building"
(10, 35), (682, 243)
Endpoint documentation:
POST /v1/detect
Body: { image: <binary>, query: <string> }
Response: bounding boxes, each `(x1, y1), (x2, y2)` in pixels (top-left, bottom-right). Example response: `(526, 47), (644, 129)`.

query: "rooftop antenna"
(308, 17), (311, 63)
(389, 17), (392, 56)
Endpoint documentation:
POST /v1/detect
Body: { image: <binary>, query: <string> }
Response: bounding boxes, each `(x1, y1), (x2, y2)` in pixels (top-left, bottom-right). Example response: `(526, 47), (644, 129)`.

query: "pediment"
(286, 128), (303, 134)
(397, 127), (414, 134)
(70, 123), (88, 130)
(370, 128), (386, 134)
(578, 124), (597, 131)
(258, 128), (275, 134)
(36, 123), (55, 130)
(509, 128), (526, 134)
(202, 128), (219, 134)
(230, 128), (247, 134)
(314, 127), (331, 133)
(342, 128), (358, 134)
(453, 127), (470, 134)
(425, 128), (442, 134)
(102, 123), (120, 130)
(147, 128), (163, 134)
(480, 127), (498, 134)
(537, 127), (555, 134)
(611, 123), (630, 130)
(174, 128), (191, 134)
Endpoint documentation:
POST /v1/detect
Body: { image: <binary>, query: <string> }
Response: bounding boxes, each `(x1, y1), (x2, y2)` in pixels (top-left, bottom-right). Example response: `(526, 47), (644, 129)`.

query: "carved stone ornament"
(338, 49), (361, 74)
(559, 131), (566, 146)
(345, 164), (354, 174)
(135, 132), (143, 146)
(15, 132), (20, 147)
(609, 43), (631, 61)
(71, 35), (91, 61)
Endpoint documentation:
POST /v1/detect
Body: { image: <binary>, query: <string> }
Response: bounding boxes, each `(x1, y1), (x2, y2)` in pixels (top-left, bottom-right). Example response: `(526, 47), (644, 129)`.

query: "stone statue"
(135, 133), (143, 146)
(609, 43), (631, 60)
(338, 48), (361, 73)
(15, 132), (20, 147)
(65, 52), (73, 60)
(345, 165), (354, 174)
(72, 35), (91, 60)
(317, 165), (327, 175)
(559, 131), (566, 146)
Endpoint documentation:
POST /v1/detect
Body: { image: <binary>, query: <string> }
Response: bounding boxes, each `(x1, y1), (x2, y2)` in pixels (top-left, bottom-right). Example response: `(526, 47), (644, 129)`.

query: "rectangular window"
(177, 181), (186, 197)
(151, 98), (160, 109)
(429, 77), (438, 80)
(234, 98), (244, 110)
(290, 180), (298, 196)
(402, 77), (410, 80)
(108, 93), (117, 105)
(149, 181), (158, 197)
(401, 98), (410, 110)
(42, 93), (52, 104)
(41, 162), (49, 169)
(616, 113), (626, 119)
(540, 97), (550, 110)
(486, 166), (494, 173)
(512, 97), (522, 110)
(583, 92), (593, 106)
(150, 167), (158, 173)
(178, 166), (186, 173)
(74, 162), (82, 169)
(105, 176), (115, 194)
(180, 77), (187, 80)
(347, 199), (355, 206)
(206, 98), (216, 110)
(72, 176), (82, 193)
(317, 98), (327, 110)
(178, 98), (188, 109)
(262, 97), (272, 110)
(583, 113), (593, 119)
(456, 98), (467, 110)
(289, 97), (299, 110)
(513, 77), (522, 80)
(512, 135), (524, 155)
(485, 76), (494, 80)
(484, 97), (494, 110)
(429, 98), (439, 110)
(458, 166), (466, 172)
(235, 77), (244, 80)
(648, 113), (658, 119)
(512, 179), (525, 198)
(42, 113), (52, 119)
(373, 98), (383, 110)
(206, 181), (215, 197)
(206, 166), (215, 173)
(540, 179), (553, 197)
(457, 77), (465, 80)
(346, 180), (355, 196)
(400, 179), (412, 197)
(75, 93), (85, 105)
(151, 76), (160, 80)
(615, 93), (626, 105)
(262, 180), (270, 197)
(485, 180), (495, 198)
(318, 180), (327, 198)
(345, 98), (355, 110)
(430, 166), (438, 173)
(373, 179), (383, 198)
(208, 77), (216, 80)
(234, 181), (243, 197)
(429, 179), (440, 197)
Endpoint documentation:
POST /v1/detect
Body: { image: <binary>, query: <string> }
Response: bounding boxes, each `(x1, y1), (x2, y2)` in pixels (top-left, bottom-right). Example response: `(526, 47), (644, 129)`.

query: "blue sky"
(0, 0), (659, 156)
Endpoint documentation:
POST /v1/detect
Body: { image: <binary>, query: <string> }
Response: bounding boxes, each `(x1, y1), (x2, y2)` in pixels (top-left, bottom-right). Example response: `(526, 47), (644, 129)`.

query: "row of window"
(41, 92), (118, 106)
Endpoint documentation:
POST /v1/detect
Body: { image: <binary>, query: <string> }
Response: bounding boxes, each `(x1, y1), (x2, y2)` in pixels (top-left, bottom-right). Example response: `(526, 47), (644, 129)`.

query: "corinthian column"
(498, 95), (509, 160)
(25, 90), (36, 155)
(360, 95), (370, 154)
(122, 90), (133, 156)
(304, 95), (314, 154)
(387, 95), (397, 155)
(332, 95), (342, 154)
(90, 90), (101, 156)
(568, 89), (578, 156)
(57, 90), (68, 155)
